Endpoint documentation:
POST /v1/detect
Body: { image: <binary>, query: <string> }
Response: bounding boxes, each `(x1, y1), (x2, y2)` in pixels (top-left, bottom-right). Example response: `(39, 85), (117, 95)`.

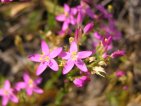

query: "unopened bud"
(92, 66), (106, 77)
(89, 57), (95, 62)
(69, 37), (74, 43)
(98, 61), (107, 66)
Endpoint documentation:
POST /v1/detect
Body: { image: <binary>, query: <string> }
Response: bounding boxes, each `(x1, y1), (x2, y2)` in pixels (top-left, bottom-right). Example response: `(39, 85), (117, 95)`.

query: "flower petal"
(62, 21), (69, 31)
(33, 87), (43, 94)
(4, 80), (10, 90)
(56, 14), (66, 21)
(63, 60), (74, 74)
(50, 47), (62, 58)
(23, 73), (30, 82)
(59, 51), (70, 60)
(86, 8), (96, 19)
(75, 59), (88, 72)
(78, 51), (92, 59)
(41, 40), (49, 55)
(28, 54), (41, 62)
(71, 8), (77, 15)
(26, 88), (33, 96)
(35, 78), (42, 84)
(10, 94), (18, 103)
(36, 62), (48, 75)
(15, 82), (26, 91)
(48, 59), (58, 71)
(0, 89), (4, 96)
(70, 41), (78, 52)
(70, 15), (76, 25)
(64, 4), (70, 13)
(2, 96), (9, 106)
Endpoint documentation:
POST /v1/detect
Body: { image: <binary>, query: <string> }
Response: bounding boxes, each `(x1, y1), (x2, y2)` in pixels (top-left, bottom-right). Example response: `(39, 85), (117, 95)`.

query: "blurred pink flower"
(28, 40), (62, 75)
(111, 50), (125, 58)
(123, 86), (128, 90)
(0, 80), (18, 106)
(83, 22), (94, 34)
(115, 70), (125, 77)
(1, 0), (13, 2)
(73, 76), (90, 87)
(16, 73), (43, 96)
(56, 4), (77, 31)
(76, 2), (96, 24)
(60, 41), (92, 74)
(96, 4), (112, 19)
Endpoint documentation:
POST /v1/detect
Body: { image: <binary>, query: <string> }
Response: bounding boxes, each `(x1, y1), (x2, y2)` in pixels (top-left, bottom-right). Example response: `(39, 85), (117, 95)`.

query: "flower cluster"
(0, 1), (125, 105)
(0, 73), (43, 106)
(27, 1), (125, 89)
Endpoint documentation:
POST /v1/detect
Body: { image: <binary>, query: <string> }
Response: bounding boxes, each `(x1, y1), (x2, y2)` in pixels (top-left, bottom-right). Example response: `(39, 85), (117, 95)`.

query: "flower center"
(28, 79), (34, 88)
(65, 12), (69, 17)
(4, 90), (9, 96)
(40, 55), (50, 62)
(71, 51), (77, 60)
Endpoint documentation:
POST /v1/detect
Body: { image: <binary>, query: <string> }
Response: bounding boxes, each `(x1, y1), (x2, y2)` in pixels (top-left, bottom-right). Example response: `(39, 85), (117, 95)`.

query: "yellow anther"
(28, 79), (33, 87)
(71, 51), (77, 60)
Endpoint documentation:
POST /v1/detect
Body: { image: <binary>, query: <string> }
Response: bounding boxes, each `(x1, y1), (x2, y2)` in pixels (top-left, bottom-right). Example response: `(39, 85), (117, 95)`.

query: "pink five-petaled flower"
(0, 80), (18, 106)
(28, 40), (62, 75)
(15, 73), (43, 96)
(56, 4), (77, 31)
(60, 41), (92, 74)
(73, 76), (90, 88)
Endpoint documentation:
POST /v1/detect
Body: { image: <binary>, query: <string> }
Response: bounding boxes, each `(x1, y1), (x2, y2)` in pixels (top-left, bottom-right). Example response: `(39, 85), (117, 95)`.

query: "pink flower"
(115, 70), (125, 77)
(76, 2), (96, 24)
(60, 41), (92, 74)
(1, 0), (13, 2)
(73, 76), (90, 87)
(96, 4), (112, 19)
(56, 4), (77, 31)
(28, 40), (62, 75)
(15, 73), (43, 96)
(0, 80), (18, 106)
(111, 50), (125, 58)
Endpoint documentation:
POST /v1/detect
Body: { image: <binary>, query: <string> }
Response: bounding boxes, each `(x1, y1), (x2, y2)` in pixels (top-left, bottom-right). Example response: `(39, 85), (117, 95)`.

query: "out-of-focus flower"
(16, 73), (43, 96)
(115, 70), (125, 77)
(60, 41), (92, 74)
(73, 76), (90, 87)
(96, 4), (112, 19)
(0, 80), (18, 106)
(76, 1), (97, 24)
(123, 86), (128, 90)
(101, 20), (122, 40)
(28, 40), (62, 75)
(83, 22), (94, 34)
(102, 36), (113, 51)
(1, 0), (13, 2)
(56, 4), (77, 31)
(111, 50), (125, 58)
(93, 32), (102, 40)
